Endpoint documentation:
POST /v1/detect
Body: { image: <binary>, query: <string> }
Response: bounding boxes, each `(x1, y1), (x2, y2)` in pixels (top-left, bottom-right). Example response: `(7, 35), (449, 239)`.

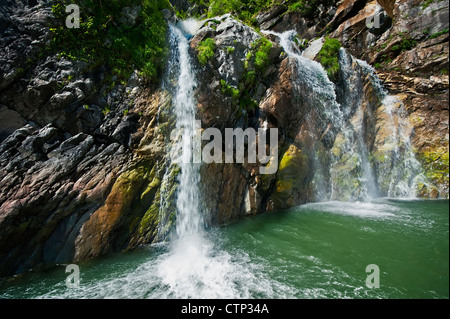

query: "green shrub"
(226, 46), (236, 54)
(50, 0), (171, 82)
(317, 37), (341, 80)
(400, 37), (416, 51)
(244, 70), (257, 85)
(197, 38), (216, 65)
(246, 37), (273, 71)
(421, 0), (435, 10)
(255, 40), (273, 70)
(188, 0), (333, 27)
(430, 28), (449, 39)
(287, 0), (334, 17)
(289, 1), (306, 13)
(205, 0), (274, 25)
(220, 79), (240, 106)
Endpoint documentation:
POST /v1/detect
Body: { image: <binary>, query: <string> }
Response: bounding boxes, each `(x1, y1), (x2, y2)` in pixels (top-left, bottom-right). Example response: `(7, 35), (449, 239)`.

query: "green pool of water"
(0, 199), (448, 299)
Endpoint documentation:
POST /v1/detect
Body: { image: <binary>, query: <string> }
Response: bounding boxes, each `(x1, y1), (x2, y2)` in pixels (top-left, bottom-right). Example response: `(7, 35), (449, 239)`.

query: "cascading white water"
(8, 23), (446, 302)
(152, 23), (293, 298)
(168, 24), (203, 239)
(331, 48), (379, 201)
(262, 30), (347, 200)
(263, 30), (344, 127)
(356, 58), (426, 198)
(263, 30), (424, 201)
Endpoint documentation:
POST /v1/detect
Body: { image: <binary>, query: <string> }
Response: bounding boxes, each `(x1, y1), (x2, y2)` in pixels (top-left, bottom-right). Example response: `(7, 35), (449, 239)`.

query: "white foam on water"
(302, 201), (397, 219)
(35, 235), (296, 299)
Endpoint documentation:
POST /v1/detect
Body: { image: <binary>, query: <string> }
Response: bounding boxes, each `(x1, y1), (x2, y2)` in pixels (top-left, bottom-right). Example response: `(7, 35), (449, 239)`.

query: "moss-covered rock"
(417, 147), (449, 198)
(73, 157), (180, 259)
(270, 144), (312, 209)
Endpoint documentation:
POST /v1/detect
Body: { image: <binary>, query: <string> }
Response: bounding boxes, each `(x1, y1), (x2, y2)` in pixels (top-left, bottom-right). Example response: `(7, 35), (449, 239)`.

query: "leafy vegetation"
(50, 0), (171, 82)
(287, 0), (333, 16)
(206, 0), (273, 23)
(251, 38), (273, 71)
(187, 0), (333, 26)
(421, 0), (437, 9)
(196, 38), (216, 65)
(217, 36), (272, 119)
(391, 35), (417, 52)
(317, 37), (341, 80)
(220, 79), (240, 105)
(430, 28), (449, 39)
(374, 31), (420, 70)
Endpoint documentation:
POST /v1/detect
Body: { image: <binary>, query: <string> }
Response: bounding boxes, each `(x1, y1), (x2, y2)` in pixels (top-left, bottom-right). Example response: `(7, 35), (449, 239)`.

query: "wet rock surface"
(0, 0), (448, 277)
(0, 1), (174, 276)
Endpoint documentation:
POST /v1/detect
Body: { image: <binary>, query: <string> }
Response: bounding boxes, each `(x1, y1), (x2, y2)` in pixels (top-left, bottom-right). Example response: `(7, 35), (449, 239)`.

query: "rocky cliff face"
(0, 0), (178, 276)
(328, 0), (449, 197)
(0, 0), (448, 277)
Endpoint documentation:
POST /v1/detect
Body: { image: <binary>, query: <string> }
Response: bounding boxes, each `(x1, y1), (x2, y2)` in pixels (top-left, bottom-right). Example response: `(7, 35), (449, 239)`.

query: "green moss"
(276, 180), (293, 193)
(317, 37), (341, 81)
(139, 188), (161, 235)
(197, 38), (216, 65)
(331, 134), (345, 157)
(270, 144), (312, 208)
(140, 173), (160, 202)
(419, 148), (449, 189)
(279, 146), (299, 171)
(278, 145), (309, 177)
(430, 28), (449, 39)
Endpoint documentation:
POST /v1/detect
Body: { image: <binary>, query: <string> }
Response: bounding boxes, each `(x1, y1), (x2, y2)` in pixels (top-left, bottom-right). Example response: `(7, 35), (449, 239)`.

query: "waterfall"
(168, 24), (203, 239)
(151, 23), (287, 299)
(262, 30), (345, 200)
(263, 30), (344, 128)
(329, 48), (379, 201)
(155, 24), (426, 297)
(155, 23), (215, 297)
(156, 23), (203, 242)
(356, 58), (426, 198)
(263, 30), (424, 201)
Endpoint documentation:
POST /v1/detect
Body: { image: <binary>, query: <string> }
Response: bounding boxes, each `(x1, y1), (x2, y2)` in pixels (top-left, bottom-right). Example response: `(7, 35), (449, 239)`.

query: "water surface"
(1, 199), (448, 299)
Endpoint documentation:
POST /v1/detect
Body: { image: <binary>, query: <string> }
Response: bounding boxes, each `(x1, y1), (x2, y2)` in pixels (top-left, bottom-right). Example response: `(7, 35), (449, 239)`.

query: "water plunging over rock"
(261, 30), (427, 202)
